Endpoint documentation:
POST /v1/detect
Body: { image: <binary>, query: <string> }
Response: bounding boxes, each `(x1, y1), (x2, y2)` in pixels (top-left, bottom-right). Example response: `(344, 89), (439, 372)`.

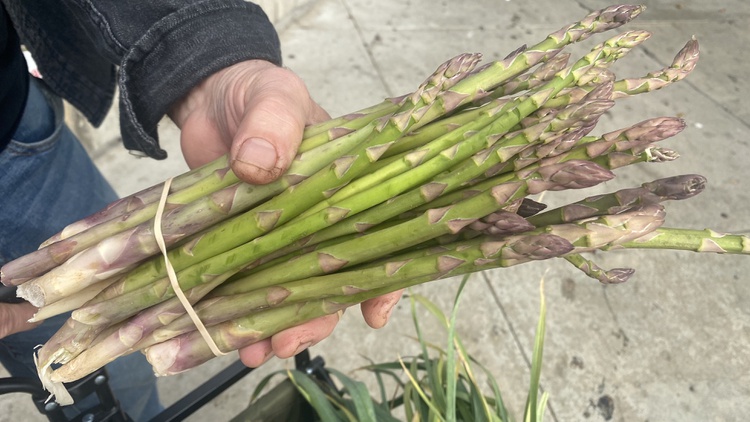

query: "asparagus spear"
(16, 53), (486, 307)
(618, 228), (750, 254)
(527, 174), (706, 227)
(563, 254), (635, 284)
(39, 156), (233, 246)
(1, 157), (241, 286)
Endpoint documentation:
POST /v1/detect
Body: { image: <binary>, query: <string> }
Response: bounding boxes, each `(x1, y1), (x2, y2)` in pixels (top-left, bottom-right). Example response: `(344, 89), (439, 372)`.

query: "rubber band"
(154, 177), (227, 357)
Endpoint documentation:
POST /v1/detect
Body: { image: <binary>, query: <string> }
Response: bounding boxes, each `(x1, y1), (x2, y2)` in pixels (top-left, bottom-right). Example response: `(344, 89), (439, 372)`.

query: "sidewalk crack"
(338, 0), (395, 97)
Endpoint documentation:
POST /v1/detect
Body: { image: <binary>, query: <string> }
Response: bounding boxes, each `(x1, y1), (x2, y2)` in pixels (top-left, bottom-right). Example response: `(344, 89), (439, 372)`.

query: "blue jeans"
(0, 79), (162, 420)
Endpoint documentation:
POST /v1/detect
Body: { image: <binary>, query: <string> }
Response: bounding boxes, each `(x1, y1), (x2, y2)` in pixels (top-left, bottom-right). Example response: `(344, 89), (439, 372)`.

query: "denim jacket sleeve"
(2, 0), (281, 159)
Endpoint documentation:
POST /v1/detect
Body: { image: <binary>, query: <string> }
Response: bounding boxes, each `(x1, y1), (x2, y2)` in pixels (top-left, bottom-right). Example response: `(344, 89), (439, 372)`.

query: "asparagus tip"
(642, 174), (707, 200)
(511, 233), (575, 260)
(517, 198), (548, 218)
(599, 268), (636, 284)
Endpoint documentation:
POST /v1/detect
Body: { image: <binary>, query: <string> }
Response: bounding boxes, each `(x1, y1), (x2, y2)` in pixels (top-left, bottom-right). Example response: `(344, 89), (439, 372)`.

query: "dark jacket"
(1, 0), (282, 159)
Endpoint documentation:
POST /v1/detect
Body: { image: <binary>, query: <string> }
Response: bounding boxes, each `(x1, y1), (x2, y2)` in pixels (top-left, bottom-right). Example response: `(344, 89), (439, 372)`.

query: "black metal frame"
(0, 349), (331, 421)
(0, 367), (129, 422)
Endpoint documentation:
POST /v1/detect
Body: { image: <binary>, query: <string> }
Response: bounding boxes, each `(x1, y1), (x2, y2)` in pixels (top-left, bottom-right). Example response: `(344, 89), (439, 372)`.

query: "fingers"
(0, 302), (40, 339)
(360, 289), (403, 329)
(237, 312), (342, 368)
(237, 339), (274, 368)
(229, 64), (329, 184)
(238, 288), (403, 369)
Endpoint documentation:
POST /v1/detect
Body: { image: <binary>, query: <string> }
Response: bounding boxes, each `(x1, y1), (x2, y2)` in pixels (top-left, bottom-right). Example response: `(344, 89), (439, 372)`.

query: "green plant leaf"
(524, 278), (548, 422)
(249, 370), (289, 403)
(467, 355), (510, 421)
(287, 369), (344, 422)
(326, 368), (378, 421)
(400, 355), (446, 422)
(445, 276), (470, 422)
(537, 392), (549, 422)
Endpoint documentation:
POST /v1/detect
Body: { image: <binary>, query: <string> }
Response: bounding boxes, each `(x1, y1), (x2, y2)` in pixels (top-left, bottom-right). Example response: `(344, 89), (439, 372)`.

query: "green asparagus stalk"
(563, 254), (635, 284)
(475, 53), (571, 104)
(527, 174), (706, 227)
(547, 36), (699, 110)
(40, 156), (233, 246)
(563, 224), (750, 284)
(297, 98), (402, 153)
(617, 228), (750, 253)
(549, 203), (667, 250)
(37, 273), (231, 380)
(30, 279), (116, 323)
(612, 37), (699, 99)
(1, 156), (241, 286)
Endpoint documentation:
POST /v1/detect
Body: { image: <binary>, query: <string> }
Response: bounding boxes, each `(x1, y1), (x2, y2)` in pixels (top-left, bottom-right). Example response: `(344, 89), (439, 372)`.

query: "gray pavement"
(2, 1), (749, 420)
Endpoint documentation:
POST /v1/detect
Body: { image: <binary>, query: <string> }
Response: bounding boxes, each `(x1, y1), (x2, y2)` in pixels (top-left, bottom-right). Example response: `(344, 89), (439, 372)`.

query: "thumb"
(230, 66), (328, 184)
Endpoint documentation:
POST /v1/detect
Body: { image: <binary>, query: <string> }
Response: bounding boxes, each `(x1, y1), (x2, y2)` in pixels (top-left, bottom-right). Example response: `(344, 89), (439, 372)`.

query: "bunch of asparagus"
(1, 4), (748, 402)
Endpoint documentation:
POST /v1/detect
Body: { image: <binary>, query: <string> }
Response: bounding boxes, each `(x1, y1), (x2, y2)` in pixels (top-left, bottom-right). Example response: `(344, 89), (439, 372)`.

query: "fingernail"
(238, 138), (277, 171)
(293, 341), (313, 356)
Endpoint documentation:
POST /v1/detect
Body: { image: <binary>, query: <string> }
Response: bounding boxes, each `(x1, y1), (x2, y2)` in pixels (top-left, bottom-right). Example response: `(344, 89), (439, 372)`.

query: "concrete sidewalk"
(3, 1), (748, 420)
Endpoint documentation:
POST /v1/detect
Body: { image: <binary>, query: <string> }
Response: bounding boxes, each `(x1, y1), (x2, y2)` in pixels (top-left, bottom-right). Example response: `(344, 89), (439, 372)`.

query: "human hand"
(0, 301), (40, 339)
(169, 60), (403, 367)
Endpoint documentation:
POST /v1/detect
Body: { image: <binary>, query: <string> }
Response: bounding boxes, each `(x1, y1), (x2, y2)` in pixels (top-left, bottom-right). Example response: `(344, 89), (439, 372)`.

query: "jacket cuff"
(118, 0), (281, 159)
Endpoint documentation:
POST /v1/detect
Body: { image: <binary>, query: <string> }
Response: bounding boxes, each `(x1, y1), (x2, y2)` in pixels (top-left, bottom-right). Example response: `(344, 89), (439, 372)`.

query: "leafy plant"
(241, 275), (550, 422)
